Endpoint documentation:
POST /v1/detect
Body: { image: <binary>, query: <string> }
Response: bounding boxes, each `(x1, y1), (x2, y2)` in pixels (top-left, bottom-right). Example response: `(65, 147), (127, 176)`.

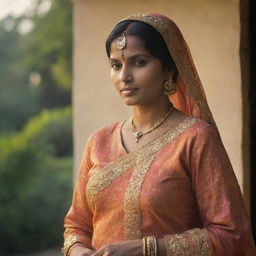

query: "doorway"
(249, 0), (256, 240)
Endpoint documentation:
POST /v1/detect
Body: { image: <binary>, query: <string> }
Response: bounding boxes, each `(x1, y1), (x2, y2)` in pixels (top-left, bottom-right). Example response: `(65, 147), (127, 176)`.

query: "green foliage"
(0, 107), (73, 254)
(23, 107), (73, 157)
(0, 17), (41, 133)
(24, 0), (73, 100)
(0, 0), (72, 132)
(0, 0), (74, 253)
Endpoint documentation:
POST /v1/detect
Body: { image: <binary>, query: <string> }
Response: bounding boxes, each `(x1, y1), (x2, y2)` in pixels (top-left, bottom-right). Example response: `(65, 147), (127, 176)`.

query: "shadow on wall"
(248, 0), (256, 242)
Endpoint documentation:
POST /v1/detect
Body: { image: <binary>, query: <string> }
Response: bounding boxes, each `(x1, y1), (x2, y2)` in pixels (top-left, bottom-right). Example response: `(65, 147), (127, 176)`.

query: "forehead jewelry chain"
(116, 32), (127, 50)
(131, 105), (174, 143)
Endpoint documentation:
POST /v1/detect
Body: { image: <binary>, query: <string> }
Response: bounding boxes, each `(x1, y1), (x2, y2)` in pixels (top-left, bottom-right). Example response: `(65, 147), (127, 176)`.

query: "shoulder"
(89, 121), (122, 147)
(180, 118), (227, 157)
(174, 117), (221, 149)
(181, 117), (218, 138)
(167, 109), (217, 139)
(92, 121), (121, 138)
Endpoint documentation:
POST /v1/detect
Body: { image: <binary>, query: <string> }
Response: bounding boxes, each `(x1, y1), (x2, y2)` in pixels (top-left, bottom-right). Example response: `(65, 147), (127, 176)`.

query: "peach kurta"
(63, 117), (255, 255)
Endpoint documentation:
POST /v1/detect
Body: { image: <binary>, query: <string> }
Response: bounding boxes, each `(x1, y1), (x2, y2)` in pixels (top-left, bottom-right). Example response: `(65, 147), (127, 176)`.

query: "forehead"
(110, 34), (150, 58)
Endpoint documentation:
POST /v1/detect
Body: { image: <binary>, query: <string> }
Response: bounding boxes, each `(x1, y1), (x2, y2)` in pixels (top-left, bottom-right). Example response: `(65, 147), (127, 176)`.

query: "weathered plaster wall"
(73, 0), (247, 205)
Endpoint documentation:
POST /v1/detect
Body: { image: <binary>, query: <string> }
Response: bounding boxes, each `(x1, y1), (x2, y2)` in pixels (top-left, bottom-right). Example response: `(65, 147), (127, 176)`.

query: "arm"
(163, 124), (255, 255)
(62, 136), (95, 256)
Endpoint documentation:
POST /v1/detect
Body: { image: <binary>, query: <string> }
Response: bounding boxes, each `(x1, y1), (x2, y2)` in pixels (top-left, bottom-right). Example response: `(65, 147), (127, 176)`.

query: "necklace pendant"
(134, 131), (143, 143)
(130, 105), (174, 143)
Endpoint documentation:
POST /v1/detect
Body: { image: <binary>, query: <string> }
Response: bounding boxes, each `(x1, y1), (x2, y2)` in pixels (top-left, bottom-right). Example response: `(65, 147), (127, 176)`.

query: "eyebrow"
(109, 53), (151, 62)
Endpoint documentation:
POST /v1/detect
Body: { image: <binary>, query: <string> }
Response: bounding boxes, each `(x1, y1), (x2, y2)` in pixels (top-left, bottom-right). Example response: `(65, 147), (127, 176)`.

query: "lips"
(120, 87), (138, 92)
(120, 87), (138, 96)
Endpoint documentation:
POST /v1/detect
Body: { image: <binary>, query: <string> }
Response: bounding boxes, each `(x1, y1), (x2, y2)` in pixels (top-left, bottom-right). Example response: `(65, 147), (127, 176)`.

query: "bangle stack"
(143, 236), (158, 256)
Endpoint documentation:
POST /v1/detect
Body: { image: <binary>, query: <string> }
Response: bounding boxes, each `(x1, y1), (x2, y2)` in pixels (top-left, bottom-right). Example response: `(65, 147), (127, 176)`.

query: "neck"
(132, 98), (172, 131)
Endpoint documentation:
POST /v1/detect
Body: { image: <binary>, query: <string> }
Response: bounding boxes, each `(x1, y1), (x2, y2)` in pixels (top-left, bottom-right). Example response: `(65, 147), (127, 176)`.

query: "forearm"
(157, 238), (167, 256)
(69, 243), (94, 256)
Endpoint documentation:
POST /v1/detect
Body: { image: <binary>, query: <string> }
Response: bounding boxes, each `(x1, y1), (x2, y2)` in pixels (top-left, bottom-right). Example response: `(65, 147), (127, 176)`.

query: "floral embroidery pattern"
(62, 235), (84, 256)
(163, 228), (211, 256)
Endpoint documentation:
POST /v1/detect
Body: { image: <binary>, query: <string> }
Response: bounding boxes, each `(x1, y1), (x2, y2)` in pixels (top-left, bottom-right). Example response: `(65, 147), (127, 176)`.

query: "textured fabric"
(63, 13), (255, 256)
(63, 119), (255, 255)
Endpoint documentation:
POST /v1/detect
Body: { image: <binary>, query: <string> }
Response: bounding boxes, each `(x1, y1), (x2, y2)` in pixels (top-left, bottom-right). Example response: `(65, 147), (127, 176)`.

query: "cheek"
(110, 70), (116, 83)
(137, 68), (164, 89)
(110, 71), (119, 89)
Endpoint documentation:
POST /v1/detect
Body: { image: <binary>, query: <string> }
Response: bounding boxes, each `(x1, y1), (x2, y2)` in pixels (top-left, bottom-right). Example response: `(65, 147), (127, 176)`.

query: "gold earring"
(163, 80), (176, 95)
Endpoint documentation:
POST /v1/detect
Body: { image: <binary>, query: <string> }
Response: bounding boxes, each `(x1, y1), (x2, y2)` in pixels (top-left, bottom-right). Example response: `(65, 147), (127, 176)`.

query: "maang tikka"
(117, 32), (127, 50)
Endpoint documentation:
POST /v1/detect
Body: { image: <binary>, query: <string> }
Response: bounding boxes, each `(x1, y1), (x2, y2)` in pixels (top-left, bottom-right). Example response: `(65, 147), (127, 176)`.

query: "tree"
(0, 0), (74, 253)
(0, 107), (73, 254)
(0, 0), (73, 132)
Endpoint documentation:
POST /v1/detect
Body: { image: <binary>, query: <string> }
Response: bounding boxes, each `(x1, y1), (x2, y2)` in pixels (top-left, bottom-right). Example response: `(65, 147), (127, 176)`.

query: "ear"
(164, 69), (174, 81)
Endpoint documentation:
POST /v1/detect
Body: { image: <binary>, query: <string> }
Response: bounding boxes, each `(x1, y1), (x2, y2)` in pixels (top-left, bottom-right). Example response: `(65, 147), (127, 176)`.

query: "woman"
(62, 13), (256, 256)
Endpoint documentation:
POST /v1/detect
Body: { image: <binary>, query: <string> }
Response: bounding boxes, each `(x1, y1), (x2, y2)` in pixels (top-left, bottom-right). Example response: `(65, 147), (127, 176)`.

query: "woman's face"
(109, 34), (170, 106)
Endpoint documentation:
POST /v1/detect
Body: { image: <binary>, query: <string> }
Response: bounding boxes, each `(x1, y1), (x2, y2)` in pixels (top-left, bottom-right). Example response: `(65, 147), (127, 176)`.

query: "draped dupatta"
(122, 13), (216, 127)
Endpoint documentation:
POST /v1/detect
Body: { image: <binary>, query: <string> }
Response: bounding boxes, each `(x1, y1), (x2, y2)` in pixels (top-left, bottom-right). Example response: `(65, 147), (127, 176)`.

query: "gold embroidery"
(164, 228), (211, 256)
(86, 152), (137, 210)
(123, 117), (200, 239)
(122, 14), (215, 127)
(62, 235), (83, 256)
(188, 229), (211, 256)
(86, 117), (200, 213)
(124, 153), (155, 239)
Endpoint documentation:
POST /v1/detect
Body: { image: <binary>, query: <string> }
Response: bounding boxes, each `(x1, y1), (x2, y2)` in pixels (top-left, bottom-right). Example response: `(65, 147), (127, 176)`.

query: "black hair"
(105, 20), (178, 80)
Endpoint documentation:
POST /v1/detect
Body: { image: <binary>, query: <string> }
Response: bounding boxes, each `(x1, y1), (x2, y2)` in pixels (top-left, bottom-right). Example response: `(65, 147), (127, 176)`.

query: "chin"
(120, 97), (138, 106)
(122, 98), (141, 106)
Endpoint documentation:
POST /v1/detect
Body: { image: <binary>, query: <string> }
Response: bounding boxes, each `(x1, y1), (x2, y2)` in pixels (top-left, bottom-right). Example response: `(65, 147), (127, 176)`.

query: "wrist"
(141, 236), (166, 256)
(142, 236), (157, 256)
(157, 238), (166, 256)
(132, 239), (144, 256)
(68, 243), (88, 256)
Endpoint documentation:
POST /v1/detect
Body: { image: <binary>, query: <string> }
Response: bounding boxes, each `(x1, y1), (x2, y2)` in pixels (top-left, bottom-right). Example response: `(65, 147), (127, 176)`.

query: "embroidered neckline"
(86, 117), (201, 212)
(118, 116), (195, 155)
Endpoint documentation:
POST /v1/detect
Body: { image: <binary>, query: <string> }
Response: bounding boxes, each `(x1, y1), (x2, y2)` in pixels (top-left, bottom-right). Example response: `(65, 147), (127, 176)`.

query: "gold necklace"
(131, 106), (174, 143)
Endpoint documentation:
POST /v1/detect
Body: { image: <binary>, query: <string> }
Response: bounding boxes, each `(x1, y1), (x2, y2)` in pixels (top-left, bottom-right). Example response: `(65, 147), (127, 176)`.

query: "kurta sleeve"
(163, 123), (255, 256)
(62, 135), (94, 255)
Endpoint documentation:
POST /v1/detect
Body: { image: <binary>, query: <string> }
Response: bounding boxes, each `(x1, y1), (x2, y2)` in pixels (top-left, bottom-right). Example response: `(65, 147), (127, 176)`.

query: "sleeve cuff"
(163, 228), (211, 256)
(62, 235), (86, 256)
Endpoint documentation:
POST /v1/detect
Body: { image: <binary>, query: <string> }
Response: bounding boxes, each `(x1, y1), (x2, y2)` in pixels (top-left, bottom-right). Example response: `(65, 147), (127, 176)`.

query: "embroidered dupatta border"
(86, 117), (199, 219)
(123, 13), (215, 127)
(122, 117), (200, 239)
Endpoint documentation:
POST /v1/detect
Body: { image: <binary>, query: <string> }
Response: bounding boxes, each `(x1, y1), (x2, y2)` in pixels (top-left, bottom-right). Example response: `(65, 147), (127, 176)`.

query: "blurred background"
(0, 0), (255, 255)
(0, 0), (72, 255)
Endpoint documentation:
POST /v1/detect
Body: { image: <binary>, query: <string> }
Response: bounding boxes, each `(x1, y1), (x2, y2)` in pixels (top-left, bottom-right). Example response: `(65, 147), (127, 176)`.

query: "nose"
(120, 65), (133, 84)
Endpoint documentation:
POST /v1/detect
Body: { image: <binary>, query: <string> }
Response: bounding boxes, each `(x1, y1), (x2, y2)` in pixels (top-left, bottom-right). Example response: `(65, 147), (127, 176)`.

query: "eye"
(110, 62), (122, 71)
(134, 58), (147, 67)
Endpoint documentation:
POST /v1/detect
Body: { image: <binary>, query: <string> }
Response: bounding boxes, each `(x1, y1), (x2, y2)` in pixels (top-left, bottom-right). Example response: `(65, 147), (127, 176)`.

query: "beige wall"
(73, 0), (248, 206)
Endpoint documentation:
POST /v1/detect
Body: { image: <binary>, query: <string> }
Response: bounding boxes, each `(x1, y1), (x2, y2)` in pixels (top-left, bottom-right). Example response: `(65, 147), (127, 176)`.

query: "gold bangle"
(146, 236), (157, 256)
(153, 236), (157, 256)
(143, 237), (148, 256)
(146, 236), (153, 256)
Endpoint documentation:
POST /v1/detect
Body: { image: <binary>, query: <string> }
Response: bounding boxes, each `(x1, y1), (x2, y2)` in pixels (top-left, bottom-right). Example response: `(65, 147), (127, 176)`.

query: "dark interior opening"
(249, 0), (256, 241)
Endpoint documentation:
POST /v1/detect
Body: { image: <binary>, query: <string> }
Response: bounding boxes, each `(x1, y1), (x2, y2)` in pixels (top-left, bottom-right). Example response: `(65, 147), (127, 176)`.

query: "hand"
(69, 244), (95, 256)
(91, 239), (143, 256)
